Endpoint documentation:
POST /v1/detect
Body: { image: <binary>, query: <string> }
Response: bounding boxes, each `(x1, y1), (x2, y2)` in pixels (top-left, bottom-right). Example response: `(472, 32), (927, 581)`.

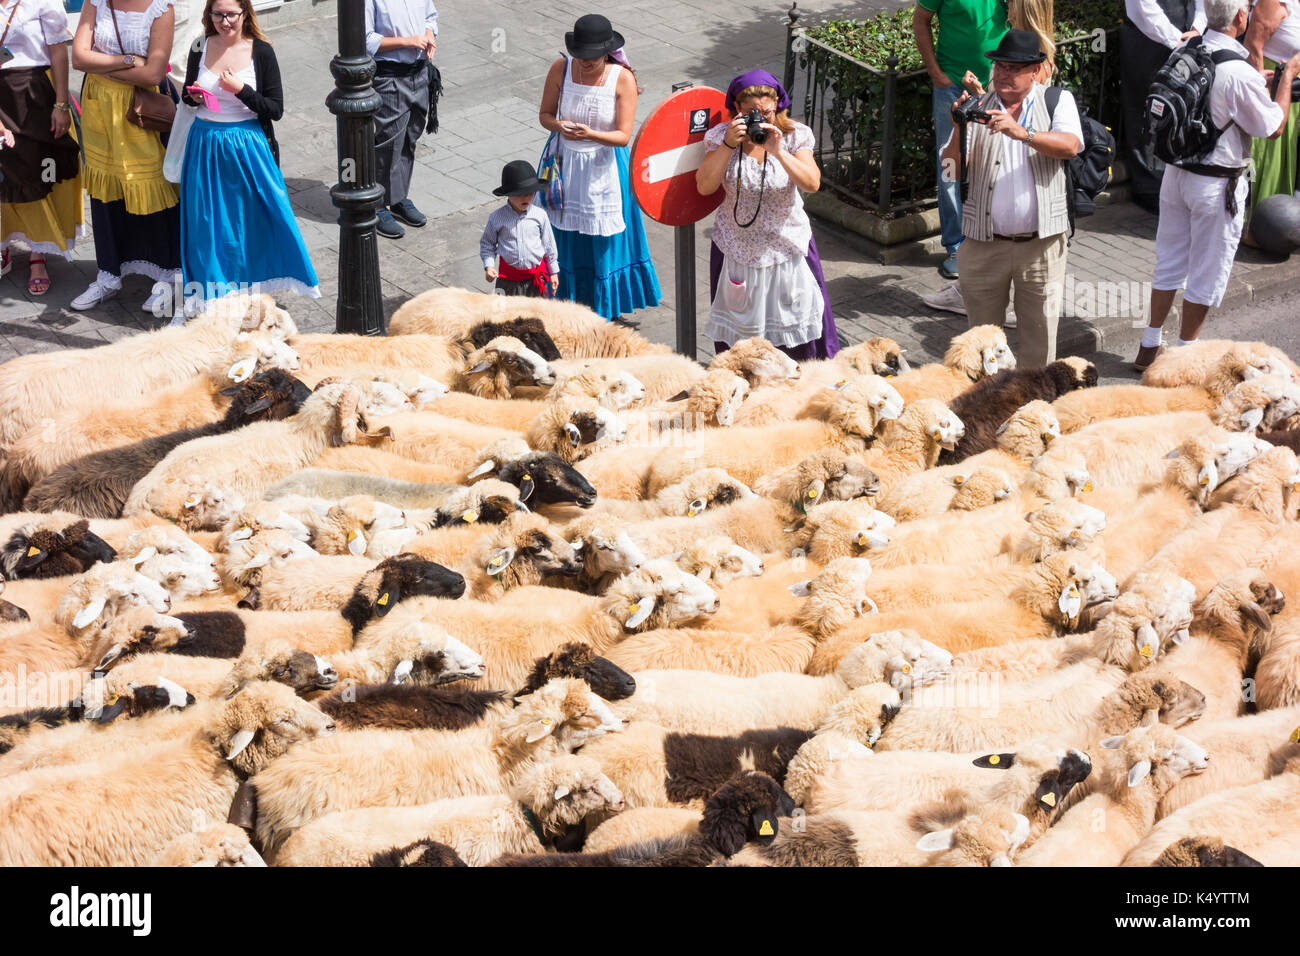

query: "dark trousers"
(373, 63), (429, 206)
(495, 277), (545, 297)
(1121, 20), (1175, 206)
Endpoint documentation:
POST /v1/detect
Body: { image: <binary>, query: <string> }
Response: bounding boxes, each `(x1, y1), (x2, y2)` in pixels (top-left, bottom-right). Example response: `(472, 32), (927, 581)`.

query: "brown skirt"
(0, 66), (81, 205)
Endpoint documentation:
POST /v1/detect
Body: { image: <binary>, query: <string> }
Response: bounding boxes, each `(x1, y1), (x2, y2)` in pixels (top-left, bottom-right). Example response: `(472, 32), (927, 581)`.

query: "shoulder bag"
(106, 0), (175, 132)
(536, 54), (567, 213)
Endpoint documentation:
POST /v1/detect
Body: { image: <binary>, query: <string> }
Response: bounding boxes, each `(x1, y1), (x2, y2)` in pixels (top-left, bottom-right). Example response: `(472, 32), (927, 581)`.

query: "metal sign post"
(630, 84), (727, 358)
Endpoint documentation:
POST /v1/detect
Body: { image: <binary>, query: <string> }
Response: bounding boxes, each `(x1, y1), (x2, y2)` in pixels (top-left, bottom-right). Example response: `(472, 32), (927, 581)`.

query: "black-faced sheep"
(0, 517), (117, 579)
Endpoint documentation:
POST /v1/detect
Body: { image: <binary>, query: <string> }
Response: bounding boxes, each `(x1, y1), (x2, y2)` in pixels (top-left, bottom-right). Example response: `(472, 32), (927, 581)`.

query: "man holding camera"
(940, 30), (1082, 369)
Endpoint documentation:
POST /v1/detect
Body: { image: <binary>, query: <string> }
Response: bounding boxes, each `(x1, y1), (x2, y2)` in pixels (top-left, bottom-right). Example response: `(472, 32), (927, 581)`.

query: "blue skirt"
(180, 118), (319, 304)
(553, 145), (661, 320)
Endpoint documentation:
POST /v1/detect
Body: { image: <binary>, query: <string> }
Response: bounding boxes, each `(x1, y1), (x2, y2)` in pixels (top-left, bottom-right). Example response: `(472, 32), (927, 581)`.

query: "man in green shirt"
(914, 0), (1008, 289)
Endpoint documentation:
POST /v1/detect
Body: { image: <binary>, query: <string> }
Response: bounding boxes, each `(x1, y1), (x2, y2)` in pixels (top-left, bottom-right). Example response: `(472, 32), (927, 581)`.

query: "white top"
(985, 89), (1083, 236)
(193, 38), (255, 122)
(1256, 0), (1300, 62)
(0, 0), (71, 70)
(703, 120), (817, 268)
(89, 0), (174, 58)
(365, 0), (437, 63)
(548, 58), (624, 236)
(1201, 29), (1285, 167)
(1125, 0), (1206, 48)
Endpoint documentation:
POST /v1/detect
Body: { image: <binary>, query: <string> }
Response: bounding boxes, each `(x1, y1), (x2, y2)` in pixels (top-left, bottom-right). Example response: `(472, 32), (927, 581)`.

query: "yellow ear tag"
(931, 429), (942, 441)
(1040, 791), (1057, 807)
(26, 546), (39, 557)
(1199, 473), (1211, 487)
(522, 473), (532, 482)
(462, 510), (478, 523)
(953, 475), (965, 486)
(239, 525), (250, 534)
(988, 754), (1000, 765)
(348, 530), (360, 541)
(376, 592), (389, 606)
(1068, 584), (1080, 599)
(806, 487), (819, 500)
(834, 379), (847, 388)
(184, 494), (201, 508)
(628, 603), (640, 615)
(541, 717), (553, 727)
(687, 508), (698, 517)
(758, 819), (774, 837)
(901, 663), (912, 675)
(692, 565), (702, 575)
(1290, 726), (1300, 744)
(1139, 643), (1154, 659)
(489, 556), (505, 569)
(857, 534), (868, 548)
(1082, 481), (1094, 494)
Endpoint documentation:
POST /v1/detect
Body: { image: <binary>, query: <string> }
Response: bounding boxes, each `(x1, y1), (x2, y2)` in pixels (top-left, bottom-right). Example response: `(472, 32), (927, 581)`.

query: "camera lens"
(746, 108), (768, 144)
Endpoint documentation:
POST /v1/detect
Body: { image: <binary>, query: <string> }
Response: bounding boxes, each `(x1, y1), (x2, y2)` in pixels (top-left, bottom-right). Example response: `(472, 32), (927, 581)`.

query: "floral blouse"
(703, 119), (816, 269)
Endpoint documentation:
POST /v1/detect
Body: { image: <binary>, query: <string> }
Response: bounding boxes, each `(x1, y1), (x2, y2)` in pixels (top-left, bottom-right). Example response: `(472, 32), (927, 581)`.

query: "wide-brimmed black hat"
(565, 13), (624, 59)
(984, 29), (1048, 64)
(494, 160), (545, 197)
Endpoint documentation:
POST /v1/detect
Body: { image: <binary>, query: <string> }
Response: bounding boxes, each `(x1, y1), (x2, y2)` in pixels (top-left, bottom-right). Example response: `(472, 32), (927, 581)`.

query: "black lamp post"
(326, 0), (386, 335)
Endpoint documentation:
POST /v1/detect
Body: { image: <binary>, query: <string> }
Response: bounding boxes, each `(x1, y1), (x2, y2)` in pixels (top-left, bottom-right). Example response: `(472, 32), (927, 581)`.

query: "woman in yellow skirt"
(0, 0), (83, 296)
(69, 0), (179, 313)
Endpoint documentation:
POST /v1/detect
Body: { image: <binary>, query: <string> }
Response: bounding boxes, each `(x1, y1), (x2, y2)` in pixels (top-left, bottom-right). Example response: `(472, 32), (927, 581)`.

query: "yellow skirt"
(80, 72), (178, 216)
(1, 178), (85, 259)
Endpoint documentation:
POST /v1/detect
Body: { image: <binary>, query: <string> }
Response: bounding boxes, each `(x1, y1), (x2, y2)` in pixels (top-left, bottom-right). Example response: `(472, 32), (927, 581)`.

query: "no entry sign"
(631, 87), (727, 227)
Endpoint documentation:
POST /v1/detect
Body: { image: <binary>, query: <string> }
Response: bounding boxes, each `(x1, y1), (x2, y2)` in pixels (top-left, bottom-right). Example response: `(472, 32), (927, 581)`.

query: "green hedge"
(796, 1), (1121, 213)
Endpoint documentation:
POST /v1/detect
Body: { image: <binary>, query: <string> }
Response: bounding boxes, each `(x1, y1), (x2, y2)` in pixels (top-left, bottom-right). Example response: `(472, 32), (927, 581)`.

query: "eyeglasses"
(210, 11), (244, 23)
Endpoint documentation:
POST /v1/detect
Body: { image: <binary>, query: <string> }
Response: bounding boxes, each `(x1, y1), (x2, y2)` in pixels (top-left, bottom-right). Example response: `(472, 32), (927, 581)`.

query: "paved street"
(2, 0), (1299, 381)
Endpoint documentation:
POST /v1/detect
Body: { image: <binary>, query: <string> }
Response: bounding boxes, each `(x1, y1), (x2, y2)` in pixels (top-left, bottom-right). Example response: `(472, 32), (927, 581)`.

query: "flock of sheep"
(0, 287), (1297, 867)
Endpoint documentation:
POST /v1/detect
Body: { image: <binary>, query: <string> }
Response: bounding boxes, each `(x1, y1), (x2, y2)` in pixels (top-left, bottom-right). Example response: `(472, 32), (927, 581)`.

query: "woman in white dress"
(537, 13), (660, 321)
(695, 69), (838, 360)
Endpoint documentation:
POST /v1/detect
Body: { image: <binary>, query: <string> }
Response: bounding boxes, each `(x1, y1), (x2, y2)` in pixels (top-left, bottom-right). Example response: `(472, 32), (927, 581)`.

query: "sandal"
(28, 257), (49, 296)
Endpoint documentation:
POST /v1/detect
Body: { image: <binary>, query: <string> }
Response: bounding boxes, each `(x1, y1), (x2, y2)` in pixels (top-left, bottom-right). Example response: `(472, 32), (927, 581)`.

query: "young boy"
(480, 160), (560, 297)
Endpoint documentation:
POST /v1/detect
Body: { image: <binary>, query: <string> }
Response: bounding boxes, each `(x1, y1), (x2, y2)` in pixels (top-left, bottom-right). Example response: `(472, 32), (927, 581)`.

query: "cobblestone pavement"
(3, 0), (1298, 374)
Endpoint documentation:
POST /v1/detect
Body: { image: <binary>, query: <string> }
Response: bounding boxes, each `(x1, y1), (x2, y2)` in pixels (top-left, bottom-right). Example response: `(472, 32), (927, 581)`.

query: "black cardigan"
(183, 37), (284, 166)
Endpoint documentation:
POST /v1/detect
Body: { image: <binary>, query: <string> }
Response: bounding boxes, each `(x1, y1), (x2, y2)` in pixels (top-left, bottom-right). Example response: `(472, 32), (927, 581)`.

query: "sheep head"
(494, 452), (598, 508)
(530, 397), (626, 464)
(969, 744), (1093, 822)
(916, 805), (1032, 867)
(896, 398), (964, 459)
(1099, 718), (1209, 794)
(788, 499), (896, 563)
(327, 383), (394, 447)
(816, 682), (903, 748)
(759, 450), (880, 511)
(790, 556), (875, 640)
(202, 293), (298, 340)
(478, 513), (584, 587)
(56, 563), (173, 639)
(219, 499), (317, 551)
(841, 336), (909, 377)
(993, 400), (1060, 460)
(710, 337), (801, 387)
(1021, 550), (1118, 630)
(1192, 568), (1284, 641)
(215, 332), (301, 390)
(1214, 374), (1300, 434)
(463, 336), (556, 397)
(341, 554), (465, 634)
(944, 325), (1015, 380)
(463, 316), (562, 362)
(1056, 355), (1098, 391)
(510, 754), (625, 838)
(216, 680), (335, 777)
(654, 467), (755, 518)
(604, 559), (720, 631)
(518, 642), (636, 701)
(503, 677), (626, 755)
(870, 628), (953, 690)
(1207, 443), (1300, 521)
(563, 514), (646, 578)
(86, 607), (195, 670)
(2, 517), (116, 580)
(164, 476), (246, 532)
(949, 466), (1014, 511)
(823, 374), (905, 442)
(78, 671), (195, 723)
(673, 535), (764, 587)
(221, 638), (340, 698)
(699, 771), (795, 858)
(680, 370), (750, 427)
(1020, 499), (1106, 560)
(1025, 452), (1094, 501)
(217, 529), (317, 590)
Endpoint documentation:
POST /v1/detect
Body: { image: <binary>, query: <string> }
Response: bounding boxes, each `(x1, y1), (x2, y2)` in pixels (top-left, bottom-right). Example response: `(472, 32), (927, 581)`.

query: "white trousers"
(1152, 164), (1248, 308)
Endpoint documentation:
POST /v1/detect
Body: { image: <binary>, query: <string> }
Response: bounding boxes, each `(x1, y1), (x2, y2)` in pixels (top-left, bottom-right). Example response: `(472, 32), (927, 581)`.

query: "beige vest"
(961, 84), (1071, 242)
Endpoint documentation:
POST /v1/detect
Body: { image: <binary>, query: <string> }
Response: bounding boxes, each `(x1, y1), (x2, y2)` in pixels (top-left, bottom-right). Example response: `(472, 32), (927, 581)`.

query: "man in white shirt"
(1136, 0), (1300, 369)
(1122, 0), (1207, 212)
(940, 30), (1082, 368)
(365, 0), (439, 240)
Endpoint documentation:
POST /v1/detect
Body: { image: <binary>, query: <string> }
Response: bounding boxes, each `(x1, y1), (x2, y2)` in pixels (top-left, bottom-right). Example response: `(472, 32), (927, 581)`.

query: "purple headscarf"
(725, 69), (791, 113)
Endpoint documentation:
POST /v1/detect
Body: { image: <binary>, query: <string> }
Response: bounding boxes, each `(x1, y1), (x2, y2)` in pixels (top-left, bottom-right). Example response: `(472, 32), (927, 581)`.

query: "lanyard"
(0, 0), (21, 51)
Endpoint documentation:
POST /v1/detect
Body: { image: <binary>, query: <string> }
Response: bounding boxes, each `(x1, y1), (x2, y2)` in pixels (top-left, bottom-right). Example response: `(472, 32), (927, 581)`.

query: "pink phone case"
(187, 85), (221, 111)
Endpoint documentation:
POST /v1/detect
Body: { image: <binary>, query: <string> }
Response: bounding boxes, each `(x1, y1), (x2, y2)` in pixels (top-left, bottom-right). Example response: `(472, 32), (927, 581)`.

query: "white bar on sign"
(646, 141), (709, 184)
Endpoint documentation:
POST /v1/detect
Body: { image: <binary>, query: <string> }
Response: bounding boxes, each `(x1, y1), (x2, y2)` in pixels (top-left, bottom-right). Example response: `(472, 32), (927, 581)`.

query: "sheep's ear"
(347, 529), (367, 556)
(242, 395), (275, 418)
(951, 474), (967, 487)
(466, 359), (493, 375)
(625, 596), (656, 629)
(564, 423), (582, 448)
(856, 595), (879, 616)
(94, 695), (129, 724)
(1134, 623), (1158, 661)
(73, 597), (107, 630)
(522, 717), (555, 744)
(665, 389), (690, 402)
(686, 497), (706, 518)
(783, 518), (806, 535)
(373, 581), (400, 616)
(1240, 407), (1265, 433)
(486, 547), (516, 576)
(129, 546), (158, 565)
(392, 659), (413, 685)
(228, 357), (256, 383)
(973, 753), (1015, 769)
(1243, 601), (1273, 633)
(750, 809), (778, 844)
(1127, 759), (1152, 787)
(553, 784), (571, 802)
(802, 479), (825, 505)
(518, 472), (535, 502)
(226, 728), (256, 761)
(95, 644), (126, 670)
(716, 402), (736, 427)
(1100, 735), (1124, 749)
(915, 828), (956, 852)
(1164, 447), (1181, 460)
(1058, 583), (1082, 622)
(219, 385), (241, 397)
(788, 580), (812, 597)
(238, 552), (271, 572)
(467, 459), (497, 479)
(1139, 707), (1160, 729)
(1034, 776), (1062, 811)
(995, 420), (1010, 436)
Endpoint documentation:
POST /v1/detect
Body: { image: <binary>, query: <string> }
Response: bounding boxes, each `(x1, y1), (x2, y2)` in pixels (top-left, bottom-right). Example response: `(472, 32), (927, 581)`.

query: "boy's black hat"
(494, 160), (545, 197)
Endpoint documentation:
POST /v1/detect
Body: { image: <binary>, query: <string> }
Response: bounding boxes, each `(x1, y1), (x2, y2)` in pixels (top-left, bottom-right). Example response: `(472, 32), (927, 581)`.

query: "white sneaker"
(922, 282), (967, 315)
(69, 278), (120, 311)
(1005, 306), (1017, 328)
(141, 281), (174, 316)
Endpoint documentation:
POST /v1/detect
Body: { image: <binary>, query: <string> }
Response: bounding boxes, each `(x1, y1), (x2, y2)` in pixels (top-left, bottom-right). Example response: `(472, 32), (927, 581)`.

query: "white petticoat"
(707, 253), (824, 348)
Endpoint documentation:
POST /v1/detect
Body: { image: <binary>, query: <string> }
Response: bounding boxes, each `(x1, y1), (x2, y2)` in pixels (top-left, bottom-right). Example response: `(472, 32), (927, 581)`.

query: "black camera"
(1269, 68), (1300, 100)
(952, 97), (992, 126)
(745, 108), (768, 144)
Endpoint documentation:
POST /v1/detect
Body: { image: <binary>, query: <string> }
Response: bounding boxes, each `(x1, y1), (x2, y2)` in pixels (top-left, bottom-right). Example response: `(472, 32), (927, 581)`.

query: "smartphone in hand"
(187, 85), (221, 111)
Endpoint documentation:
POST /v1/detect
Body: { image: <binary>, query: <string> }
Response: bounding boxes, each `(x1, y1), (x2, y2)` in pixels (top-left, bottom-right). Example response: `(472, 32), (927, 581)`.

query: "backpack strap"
(1209, 50), (1247, 64)
(1045, 85), (1060, 121)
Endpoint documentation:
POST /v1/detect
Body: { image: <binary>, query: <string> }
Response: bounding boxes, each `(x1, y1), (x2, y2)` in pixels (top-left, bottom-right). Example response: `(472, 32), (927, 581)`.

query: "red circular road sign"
(631, 87), (727, 227)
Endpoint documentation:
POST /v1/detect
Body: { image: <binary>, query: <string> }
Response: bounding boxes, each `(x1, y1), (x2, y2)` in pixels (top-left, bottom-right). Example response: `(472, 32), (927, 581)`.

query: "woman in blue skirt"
(177, 0), (317, 316)
(538, 13), (660, 320)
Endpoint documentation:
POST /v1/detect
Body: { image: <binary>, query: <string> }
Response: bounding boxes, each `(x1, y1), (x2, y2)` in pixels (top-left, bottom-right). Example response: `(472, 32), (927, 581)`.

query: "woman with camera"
(695, 69), (838, 360)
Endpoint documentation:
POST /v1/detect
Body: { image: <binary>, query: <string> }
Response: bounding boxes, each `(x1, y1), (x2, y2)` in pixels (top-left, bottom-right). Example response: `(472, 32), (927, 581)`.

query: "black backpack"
(1045, 86), (1117, 236)
(1143, 35), (1245, 165)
